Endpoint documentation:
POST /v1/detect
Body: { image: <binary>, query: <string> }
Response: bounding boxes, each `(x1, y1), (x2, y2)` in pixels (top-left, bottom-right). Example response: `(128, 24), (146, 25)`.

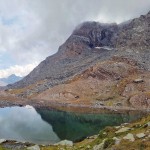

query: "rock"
(115, 102), (122, 106)
(103, 132), (107, 135)
(143, 122), (150, 128)
(122, 123), (129, 126)
(123, 133), (135, 142)
(115, 126), (121, 129)
(27, 145), (40, 150)
(55, 140), (73, 146)
(115, 127), (131, 134)
(93, 139), (105, 150)
(113, 137), (121, 145)
(93, 143), (103, 150)
(133, 79), (144, 83)
(0, 139), (6, 144)
(136, 133), (146, 138)
(87, 135), (98, 139)
(87, 145), (91, 149)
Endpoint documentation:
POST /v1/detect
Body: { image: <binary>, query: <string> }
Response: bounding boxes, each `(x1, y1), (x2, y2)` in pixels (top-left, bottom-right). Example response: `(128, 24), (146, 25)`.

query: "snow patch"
(95, 46), (113, 50)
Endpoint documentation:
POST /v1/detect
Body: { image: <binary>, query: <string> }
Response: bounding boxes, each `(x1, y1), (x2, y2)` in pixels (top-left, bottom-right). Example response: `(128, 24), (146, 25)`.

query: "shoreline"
(0, 98), (150, 114)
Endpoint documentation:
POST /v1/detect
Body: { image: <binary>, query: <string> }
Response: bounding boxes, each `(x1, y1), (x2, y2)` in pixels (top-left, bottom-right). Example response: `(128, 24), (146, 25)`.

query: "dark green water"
(0, 106), (144, 144)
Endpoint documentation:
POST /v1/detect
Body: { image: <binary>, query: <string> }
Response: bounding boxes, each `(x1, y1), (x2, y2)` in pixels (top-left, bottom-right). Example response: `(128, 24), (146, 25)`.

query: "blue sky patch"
(0, 16), (19, 26)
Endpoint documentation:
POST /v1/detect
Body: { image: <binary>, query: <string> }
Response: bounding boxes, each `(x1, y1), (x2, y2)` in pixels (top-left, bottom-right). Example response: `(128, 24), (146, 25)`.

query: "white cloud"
(0, 63), (38, 78)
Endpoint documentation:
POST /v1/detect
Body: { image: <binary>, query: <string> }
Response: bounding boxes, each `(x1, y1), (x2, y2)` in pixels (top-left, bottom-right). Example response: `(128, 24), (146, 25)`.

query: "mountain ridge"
(7, 11), (150, 109)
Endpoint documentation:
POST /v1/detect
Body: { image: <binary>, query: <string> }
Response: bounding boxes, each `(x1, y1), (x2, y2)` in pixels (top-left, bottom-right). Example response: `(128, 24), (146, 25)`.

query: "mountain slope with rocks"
(7, 11), (150, 110)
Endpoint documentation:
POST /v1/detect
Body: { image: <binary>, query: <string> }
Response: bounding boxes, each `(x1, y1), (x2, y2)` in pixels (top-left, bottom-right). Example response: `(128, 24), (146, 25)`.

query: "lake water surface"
(0, 106), (145, 144)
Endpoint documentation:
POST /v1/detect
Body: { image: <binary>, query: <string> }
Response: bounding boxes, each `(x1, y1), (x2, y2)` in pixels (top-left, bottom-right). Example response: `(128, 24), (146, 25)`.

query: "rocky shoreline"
(0, 97), (150, 114)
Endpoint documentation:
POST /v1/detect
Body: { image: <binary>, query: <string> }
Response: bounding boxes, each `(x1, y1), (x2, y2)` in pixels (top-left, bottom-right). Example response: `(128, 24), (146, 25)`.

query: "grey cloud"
(0, 0), (150, 66)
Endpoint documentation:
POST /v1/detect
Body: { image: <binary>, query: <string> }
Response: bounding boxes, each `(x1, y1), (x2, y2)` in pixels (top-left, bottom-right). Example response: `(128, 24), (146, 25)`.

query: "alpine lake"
(0, 106), (146, 145)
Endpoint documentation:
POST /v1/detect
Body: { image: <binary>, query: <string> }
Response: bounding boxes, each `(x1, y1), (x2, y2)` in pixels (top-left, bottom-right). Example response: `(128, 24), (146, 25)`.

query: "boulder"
(115, 127), (131, 134)
(123, 133), (135, 142)
(27, 145), (40, 150)
(55, 140), (73, 146)
(113, 137), (121, 145)
(136, 133), (146, 138)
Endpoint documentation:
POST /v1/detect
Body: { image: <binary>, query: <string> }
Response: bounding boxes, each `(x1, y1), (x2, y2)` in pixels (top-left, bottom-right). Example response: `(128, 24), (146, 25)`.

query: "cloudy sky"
(0, 0), (150, 78)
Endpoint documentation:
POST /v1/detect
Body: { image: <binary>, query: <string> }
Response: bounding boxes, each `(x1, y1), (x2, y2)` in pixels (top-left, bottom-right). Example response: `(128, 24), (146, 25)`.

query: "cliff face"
(8, 11), (150, 109)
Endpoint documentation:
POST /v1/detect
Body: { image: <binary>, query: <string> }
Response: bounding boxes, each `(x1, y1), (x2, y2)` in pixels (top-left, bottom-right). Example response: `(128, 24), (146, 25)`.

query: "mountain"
(0, 74), (23, 86)
(0, 81), (7, 86)
(8, 11), (150, 109)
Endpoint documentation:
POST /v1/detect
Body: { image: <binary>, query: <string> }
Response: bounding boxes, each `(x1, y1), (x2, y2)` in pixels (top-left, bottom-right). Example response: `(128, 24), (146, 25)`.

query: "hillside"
(7, 11), (150, 110)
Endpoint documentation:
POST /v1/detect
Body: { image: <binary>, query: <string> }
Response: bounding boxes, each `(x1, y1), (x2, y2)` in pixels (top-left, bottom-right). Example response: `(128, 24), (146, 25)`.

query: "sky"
(0, 0), (150, 78)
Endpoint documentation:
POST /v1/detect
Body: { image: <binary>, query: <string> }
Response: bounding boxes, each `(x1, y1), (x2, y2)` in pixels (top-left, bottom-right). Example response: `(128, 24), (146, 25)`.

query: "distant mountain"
(0, 74), (23, 86)
(0, 81), (7, 86)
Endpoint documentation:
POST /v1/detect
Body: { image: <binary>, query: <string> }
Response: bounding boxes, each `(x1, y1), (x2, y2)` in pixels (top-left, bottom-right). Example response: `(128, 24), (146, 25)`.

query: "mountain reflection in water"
(36, 108), (144, 142)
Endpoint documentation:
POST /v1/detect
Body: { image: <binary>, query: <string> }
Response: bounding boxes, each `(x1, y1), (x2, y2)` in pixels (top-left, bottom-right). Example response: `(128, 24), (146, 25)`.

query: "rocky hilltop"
(7, 11), (150, 110)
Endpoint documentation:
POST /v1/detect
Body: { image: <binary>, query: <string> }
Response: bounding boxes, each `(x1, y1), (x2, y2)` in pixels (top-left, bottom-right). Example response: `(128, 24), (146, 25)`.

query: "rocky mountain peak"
(58, 10), (150, 58)
(58, 22), (118, 58)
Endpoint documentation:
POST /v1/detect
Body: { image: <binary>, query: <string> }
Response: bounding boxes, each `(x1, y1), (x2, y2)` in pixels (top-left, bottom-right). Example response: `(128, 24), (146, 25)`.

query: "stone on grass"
(123, 133), (135, 142)
(87, 145), (91, 149)
(55, 140), (73, 146)
(93, 139), (106, 150)
(27, 145), (40, 150)
(136, 133), (146, 138)
(143, 122), (150, 128)
(115, 126), (120, 129)
(113, 137), (121, 145)
(115, 127), (131, 134)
